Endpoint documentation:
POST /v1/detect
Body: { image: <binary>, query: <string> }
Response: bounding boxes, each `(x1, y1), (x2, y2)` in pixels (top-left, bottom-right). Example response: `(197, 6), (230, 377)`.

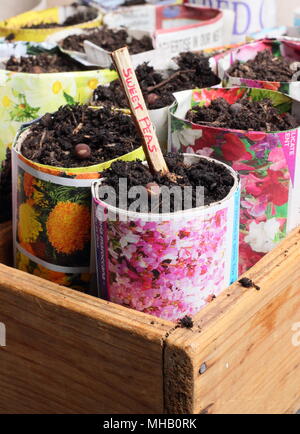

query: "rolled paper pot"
(218, 39), (300, 101)
(0, 40), (118, 165)
(92, 153), (241, 321)
(169, 87), (300, 274)
(12, 120), (144, 292)
(148, 79), (222, 152)
(0, 4), (102, 42)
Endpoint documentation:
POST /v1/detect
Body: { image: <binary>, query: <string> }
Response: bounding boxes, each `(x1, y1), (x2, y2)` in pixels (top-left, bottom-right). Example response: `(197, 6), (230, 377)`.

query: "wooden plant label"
(111, 46), (169, 175)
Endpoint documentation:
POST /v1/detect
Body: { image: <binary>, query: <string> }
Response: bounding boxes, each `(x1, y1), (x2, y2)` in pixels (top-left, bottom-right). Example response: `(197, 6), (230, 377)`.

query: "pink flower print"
(241, 195), (269, 218)
(268, 147), (287, 171)
(104, 209), (229, 321)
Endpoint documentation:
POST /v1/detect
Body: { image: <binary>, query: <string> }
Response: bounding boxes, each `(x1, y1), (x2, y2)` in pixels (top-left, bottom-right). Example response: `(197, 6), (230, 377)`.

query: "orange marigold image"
(46, 201), (91, 255)
(33, 264), (69, 286)
(24, 172), (35, 197)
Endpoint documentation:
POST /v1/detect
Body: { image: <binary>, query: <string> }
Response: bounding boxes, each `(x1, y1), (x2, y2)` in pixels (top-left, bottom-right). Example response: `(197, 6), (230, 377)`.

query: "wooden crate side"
(0, 264), (172, 414)
(164, 228), (300, 414)
(0, 222), (12, 266)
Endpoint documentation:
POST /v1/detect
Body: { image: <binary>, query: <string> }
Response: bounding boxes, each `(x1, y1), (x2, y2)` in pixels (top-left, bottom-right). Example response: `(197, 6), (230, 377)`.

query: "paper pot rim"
(0, 66), (104, 77)
(170, 87), (300, 134)
(13, 117), (145, 176)
(0, 5), (102, 32)
(225, 75), (300, 86)
(91, 153), (240, 222)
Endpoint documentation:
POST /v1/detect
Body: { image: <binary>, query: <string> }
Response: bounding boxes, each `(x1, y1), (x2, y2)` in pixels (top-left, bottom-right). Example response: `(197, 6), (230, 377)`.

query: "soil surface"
(101, 153), (235, 212)
(122, 0), (146, 5)
(186, 97), (299, 132)
(61, 25), (153, 54)
(22, 9), (98, 29)
(20, 105), (142, 168)
(5, 52), (91, 73)
(0, 149), (12, 223)
(92, 52), (220, 110)
(228, 49), (300, 82)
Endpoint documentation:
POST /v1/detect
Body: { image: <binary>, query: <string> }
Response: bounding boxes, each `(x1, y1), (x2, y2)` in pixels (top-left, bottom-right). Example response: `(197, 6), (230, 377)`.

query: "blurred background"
(1, 1), (299, 26)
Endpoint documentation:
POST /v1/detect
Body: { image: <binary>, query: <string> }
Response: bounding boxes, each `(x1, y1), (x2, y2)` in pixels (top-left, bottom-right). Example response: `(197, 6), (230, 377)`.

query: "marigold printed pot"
(12, 123), (144, 292)
(169, 87), (300, 273)
(92, 154), (240, 321)
(218, 39), (300, 101)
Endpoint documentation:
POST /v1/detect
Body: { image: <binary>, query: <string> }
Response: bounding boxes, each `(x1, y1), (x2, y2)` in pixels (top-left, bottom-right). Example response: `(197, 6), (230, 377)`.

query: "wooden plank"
(0, 264), (172, 414)
(0, 221), (12, 266)
(164, 227), (300, 414)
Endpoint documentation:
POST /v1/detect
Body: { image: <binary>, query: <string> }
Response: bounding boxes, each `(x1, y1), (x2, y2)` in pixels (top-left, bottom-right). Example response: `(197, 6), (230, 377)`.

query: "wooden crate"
(0, 220), (300, 414)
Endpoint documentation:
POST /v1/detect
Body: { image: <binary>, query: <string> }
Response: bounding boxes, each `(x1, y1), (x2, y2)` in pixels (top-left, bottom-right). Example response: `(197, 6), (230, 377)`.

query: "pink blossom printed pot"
(92, 153), (240, 321)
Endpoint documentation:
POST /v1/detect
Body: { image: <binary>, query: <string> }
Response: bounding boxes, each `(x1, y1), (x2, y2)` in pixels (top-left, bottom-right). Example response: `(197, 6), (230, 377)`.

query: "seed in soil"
(5, 52), (92, 73)
(92, 52), (220, 110)
(145, 182), (161, 197)
(186, 97), (299, 132)
(61, 25), (153, 54)
(20, 104), (142, 168)
(228, 49), (300, 82)
(75, 143), (91, 160)
(101, 153), (235, 213)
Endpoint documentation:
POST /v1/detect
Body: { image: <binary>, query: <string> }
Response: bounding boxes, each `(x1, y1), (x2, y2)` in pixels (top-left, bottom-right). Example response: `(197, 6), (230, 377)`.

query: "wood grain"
(0, 264), (172, 414)
(0, 221), (13, 266)
(164, 227), (300, 414)
(1, 219), (300, 413)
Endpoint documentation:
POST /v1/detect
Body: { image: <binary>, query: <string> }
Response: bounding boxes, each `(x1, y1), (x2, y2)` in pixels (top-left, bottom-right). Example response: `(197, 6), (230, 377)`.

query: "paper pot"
(185, 0), (277, 43)
(47, 27), (167, 70)
(0, 5), (102, 43)
(92, 153), (240, 321)
(219, 39), (300, 101)
(169, 87), (300, 273)
(0, 40), (117, 165)
(12, 118), (144, 292)
(103, 4), (227, 52)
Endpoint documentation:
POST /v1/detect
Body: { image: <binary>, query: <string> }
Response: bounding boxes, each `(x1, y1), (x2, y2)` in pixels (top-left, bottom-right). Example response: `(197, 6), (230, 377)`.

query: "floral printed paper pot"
(92, 154), (240, 322)
(169, 87), (300, 273)
(218, 39), (300, 101)
(12, 122), (144, 292)
(0, 40), (117, 165)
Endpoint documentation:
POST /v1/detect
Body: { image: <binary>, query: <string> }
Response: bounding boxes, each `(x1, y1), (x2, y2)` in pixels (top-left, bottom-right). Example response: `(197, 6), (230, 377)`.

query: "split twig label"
(111, 46), (169, 175)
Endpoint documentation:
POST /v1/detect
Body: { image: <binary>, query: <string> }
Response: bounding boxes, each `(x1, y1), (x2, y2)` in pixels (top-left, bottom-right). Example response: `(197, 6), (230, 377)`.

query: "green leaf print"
(275, 203), (288, 218)
(26, 45), (57, 56)
(63, 92), (76, 106)
(248, 88), (291, 108)
(9, 93), (40, 122)
(171, 116), (188, 133)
